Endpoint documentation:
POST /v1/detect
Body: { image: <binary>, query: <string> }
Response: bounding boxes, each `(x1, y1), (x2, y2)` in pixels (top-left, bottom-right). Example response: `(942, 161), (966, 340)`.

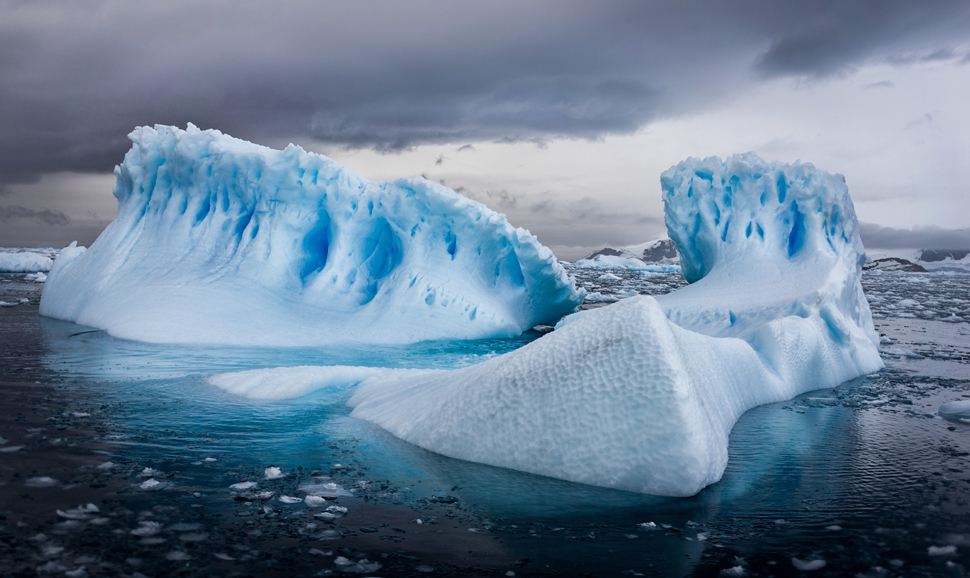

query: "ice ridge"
(39, 124), (583, 345)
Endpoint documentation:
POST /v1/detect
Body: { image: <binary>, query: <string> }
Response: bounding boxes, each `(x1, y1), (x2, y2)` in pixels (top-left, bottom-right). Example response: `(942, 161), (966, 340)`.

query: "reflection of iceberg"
(40, 125), (582, 345)
(345, 154), (883, 497)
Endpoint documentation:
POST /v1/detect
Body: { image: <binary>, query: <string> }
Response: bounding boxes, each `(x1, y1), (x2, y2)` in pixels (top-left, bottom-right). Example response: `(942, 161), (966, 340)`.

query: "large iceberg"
(339, 153), (883, 496)
(40, 125), (582, 345)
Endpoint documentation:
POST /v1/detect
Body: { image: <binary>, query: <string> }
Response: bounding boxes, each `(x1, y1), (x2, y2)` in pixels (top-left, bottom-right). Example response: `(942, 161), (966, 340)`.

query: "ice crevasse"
(39, 124), (583, 345)
(336, 153), (884, 496)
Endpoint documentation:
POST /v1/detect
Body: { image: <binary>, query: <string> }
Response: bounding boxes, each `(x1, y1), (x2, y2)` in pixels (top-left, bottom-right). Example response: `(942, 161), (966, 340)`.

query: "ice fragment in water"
(138, 479), (164, 491)
(279, 495), (303, 504)
(791, 558), (826, 571)
(929, 545), (957, 556)
(304, 495), (327, 508)
(25, 477), (58, 487)
(939, 400), (970, 420)
(130, 522), (162, 537)
(264, 467), (285, 480)
(300, 481), (352, 498)
(333, 556), (381, 573)
(229, 481), (257, 491)
(165, 551), (191, 561)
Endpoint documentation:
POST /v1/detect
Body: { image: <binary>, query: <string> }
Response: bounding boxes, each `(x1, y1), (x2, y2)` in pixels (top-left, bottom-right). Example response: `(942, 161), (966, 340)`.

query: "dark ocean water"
(2, 269), (969, 577)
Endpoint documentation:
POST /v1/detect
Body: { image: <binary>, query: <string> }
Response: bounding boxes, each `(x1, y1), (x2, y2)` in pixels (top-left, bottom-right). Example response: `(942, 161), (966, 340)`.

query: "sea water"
(30, 269), (970, 575)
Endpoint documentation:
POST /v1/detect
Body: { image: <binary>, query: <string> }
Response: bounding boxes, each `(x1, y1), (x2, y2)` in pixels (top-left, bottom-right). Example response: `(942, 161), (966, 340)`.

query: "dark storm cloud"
(859, 222), (970, 250)
(0, 205), (70, 226)
(1, 0), (968, 190)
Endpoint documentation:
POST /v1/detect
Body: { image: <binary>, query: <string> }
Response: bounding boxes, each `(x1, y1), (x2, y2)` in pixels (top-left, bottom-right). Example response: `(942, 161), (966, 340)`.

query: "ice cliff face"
(40, 124), (583, 345)
(342, 153), (883, 497)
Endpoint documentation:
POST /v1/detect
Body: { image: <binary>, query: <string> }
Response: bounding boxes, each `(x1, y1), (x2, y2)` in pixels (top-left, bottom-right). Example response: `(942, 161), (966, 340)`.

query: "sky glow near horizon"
(1, 1), (968, 259)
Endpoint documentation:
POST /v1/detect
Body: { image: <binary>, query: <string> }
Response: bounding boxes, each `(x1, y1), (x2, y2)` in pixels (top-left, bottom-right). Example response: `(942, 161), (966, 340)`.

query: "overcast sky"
(1, 0), (969, 258)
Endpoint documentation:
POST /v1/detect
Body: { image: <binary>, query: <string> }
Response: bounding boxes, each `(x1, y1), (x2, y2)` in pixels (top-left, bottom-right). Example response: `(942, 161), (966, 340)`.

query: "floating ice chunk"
(130, 522), (162, 537)
(57, 504), (99, 520)
(138, 479), (164, 491)
(96, 462), (114, 470)
(333, 556), (381, 573)
(264, 467), (285, 480)
(638, 522), (658, 530)
(139, 467), (158, 477)
(720, 567), (746, 577)
(316, 529), (342, 540)
(347, 154), (882, 497)
(40, 125), (582, 346)
(597, 273), (621, 281)
(25, 476), (58, 487)
(583, 292), (618, 303)
(168, 523), (203, 532)
(928, 545), (957, 556)
(825, 525), (842, 531)
(791, 558), (826, 571)
(0, 445), (25, 453)
(204, 457), (217, 462)
(279, 495), (303, 504)
(256, 491), (275, 500)
(229, 481), (257, 491)
(939, 400), (970, 420)
(300, 481), (353, 498)
(213, 553), (235, 561)
(64, 567), (87, 578)
(325, 505), (348, 517)
(308, 549), (332, 556)
(0, 301), (18, 307)
(25, 272), (47, 283)
(304, 495), (327, 508)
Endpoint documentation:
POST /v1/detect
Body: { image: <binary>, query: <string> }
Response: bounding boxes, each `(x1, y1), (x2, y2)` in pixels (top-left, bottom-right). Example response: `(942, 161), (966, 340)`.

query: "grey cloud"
(0, 0), (968, 190)
(755, 0), (970, 78)
(0, 205), (70, 226)
(456, 144), (475, 152)
(859, 222), (970, 249)
(864, 80), (895, 89)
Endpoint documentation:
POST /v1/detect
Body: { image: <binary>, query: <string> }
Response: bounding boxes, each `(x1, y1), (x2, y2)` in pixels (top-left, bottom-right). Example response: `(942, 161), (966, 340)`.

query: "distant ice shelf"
(0, 248), (56, 273)
(39, 124), (583, 345)
(215, 153), (884, 497)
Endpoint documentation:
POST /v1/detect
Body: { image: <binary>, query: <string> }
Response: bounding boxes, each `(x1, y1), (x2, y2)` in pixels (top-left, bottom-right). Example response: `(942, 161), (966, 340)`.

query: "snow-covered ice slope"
(40, 125), (582, 345)
(345, 153), (883, 497)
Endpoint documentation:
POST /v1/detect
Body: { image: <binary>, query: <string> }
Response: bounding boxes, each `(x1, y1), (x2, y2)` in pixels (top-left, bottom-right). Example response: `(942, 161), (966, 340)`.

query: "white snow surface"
(39, 124), (582, 345)
(0, 249), (56, 273)
(214, 153), (884, 497)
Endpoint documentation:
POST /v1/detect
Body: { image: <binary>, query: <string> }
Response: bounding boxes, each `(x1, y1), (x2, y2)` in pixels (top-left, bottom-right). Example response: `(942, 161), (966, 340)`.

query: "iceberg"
(341, 153), (883, 496)
(40, 125), (583, 345)
(0, 249), (56, 273)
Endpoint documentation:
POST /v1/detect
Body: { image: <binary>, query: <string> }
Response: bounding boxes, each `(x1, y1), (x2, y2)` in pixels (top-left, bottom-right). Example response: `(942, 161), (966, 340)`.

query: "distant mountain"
(584, 238), (679, 264)
(862, 257), (927, 272)
(866, 247), (970, 272)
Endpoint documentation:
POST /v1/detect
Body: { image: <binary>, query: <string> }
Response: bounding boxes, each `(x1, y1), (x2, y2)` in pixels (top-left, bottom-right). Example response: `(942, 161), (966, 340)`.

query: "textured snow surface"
(40, 124), (582, 345)
(0, 249), (55, 273)
(346, 153), (883, 496)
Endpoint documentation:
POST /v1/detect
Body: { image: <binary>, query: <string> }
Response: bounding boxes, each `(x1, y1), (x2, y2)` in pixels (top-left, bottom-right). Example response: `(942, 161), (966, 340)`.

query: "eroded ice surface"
(342, 154), (884, 496)
(40, 124), (582, 345)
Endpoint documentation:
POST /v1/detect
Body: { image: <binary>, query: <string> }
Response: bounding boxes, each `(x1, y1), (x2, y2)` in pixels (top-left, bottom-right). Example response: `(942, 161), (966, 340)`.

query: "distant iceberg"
(343, 153), (883, 496)
(0, 248), (56, 273)
(40, 125), (583, 345)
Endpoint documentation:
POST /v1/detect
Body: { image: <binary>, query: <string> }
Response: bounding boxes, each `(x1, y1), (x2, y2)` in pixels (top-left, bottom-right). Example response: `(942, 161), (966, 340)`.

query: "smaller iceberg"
(40, 125), (583, 345)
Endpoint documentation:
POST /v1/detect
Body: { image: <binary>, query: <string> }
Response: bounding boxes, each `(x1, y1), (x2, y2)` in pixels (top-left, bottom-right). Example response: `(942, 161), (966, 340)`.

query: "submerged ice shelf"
(213, 153), (884, 497)
(40, 124), (583, 345)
